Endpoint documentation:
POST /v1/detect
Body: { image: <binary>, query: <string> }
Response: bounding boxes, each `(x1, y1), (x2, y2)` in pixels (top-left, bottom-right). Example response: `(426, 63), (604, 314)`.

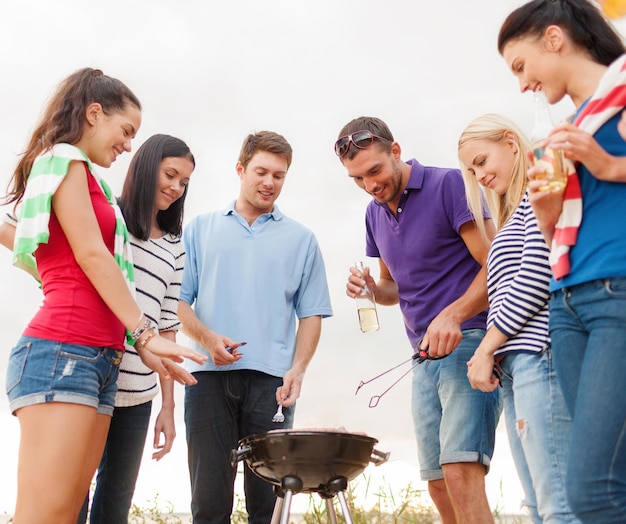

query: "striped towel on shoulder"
(13, 143), (136, 296)
(551, 53), (626, 279)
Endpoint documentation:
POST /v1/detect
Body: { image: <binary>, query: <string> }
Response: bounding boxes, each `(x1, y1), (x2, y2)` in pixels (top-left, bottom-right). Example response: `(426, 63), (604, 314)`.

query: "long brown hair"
(5, 67), (141, 206)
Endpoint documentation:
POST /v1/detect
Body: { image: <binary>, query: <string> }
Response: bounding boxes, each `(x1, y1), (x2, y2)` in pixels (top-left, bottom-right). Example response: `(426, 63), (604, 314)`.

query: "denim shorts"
(411, 329), (502, 481)
(6, 336), (123, 416)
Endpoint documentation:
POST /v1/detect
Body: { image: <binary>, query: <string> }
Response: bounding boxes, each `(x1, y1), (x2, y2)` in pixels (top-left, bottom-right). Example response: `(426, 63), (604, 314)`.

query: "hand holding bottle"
(530, 90), (570, 192)
(352, 261), (380, 333)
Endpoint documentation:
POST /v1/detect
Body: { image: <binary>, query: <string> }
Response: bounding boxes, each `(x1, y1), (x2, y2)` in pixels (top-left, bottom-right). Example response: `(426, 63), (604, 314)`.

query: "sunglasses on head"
(334, 130), (389, 158)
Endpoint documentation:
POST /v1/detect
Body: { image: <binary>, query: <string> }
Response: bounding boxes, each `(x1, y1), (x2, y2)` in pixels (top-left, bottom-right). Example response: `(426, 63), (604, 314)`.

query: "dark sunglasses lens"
(352, 131), (374, 149)
(335, 137), (350, 157)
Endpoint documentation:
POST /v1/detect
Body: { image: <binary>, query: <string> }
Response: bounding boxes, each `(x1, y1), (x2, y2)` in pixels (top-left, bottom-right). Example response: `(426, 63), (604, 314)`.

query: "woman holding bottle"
(498, 0), (626, 521)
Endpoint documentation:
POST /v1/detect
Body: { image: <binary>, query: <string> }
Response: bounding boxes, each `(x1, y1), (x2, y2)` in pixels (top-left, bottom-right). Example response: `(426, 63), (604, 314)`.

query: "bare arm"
(424, 219), (493, 358)
(278, 315), (322, 408)
(466, 325), (507, 392)
(177, 300), (243, 365)
(54, 163), (146, 328)
(345, 257), (399, 306)
(152, 330), (176, 461)
(526, 169), (562, 246)
(52, 162), (207, 371)
(1, 217), (42, 281)
(0, 217), (15, 251)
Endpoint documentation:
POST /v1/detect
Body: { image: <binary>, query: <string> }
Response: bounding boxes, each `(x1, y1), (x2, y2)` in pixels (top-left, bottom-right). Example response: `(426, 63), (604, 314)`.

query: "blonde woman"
(458, 114), (578, 523)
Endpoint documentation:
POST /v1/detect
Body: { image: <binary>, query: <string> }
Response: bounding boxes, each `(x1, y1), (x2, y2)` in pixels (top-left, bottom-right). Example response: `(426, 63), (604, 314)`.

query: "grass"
(128, 494), (186, 523)
(123, 481), (436, 524)
(301, 476), (436, 523)
(0, 471), (528, 523)
(121, 473), (530, 524)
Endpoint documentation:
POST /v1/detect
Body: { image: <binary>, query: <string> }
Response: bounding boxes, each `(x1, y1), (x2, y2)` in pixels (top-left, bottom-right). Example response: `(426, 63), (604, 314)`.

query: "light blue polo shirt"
(180, 201), (333, 377)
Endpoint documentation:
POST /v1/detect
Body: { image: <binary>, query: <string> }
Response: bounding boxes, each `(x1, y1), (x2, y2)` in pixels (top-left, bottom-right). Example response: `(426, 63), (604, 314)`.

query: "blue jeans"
(498, 349), (579, 523)
(185, 370), (294, 524)
(77, 401), (153, 524)
(550, 278), (626, 522)
(411, 329), (501, 481)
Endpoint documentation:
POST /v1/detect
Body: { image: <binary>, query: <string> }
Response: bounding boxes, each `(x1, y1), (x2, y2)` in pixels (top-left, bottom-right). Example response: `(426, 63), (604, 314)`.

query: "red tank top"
(24, 164), (126, 349)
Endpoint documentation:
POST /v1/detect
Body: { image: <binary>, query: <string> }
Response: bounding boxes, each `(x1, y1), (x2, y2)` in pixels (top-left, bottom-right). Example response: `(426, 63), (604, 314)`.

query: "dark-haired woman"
(79, 134), (195, 523)
(498, 1), (626, 521)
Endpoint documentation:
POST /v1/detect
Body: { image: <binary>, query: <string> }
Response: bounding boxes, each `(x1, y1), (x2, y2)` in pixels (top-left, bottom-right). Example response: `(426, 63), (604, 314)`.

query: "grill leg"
(324, 497), (339, 524)
(279, 490), (294, 524)
(336, 490), (354, 524)
(270, 495), (284, 524)
(271, 476), (302, 524)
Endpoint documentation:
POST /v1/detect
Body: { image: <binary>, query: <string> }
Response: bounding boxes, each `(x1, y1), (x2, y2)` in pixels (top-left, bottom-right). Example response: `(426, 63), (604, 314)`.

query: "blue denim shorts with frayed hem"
(411, 329), (502, 481)
(6, 336), (122, 416)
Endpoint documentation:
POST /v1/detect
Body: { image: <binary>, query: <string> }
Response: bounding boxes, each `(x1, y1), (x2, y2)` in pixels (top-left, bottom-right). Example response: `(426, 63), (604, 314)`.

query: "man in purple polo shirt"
(337, 116), (501, 523)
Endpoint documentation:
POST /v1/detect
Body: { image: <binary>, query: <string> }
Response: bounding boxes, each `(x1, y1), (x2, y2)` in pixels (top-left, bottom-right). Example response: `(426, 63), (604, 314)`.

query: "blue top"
(365, 159), (488, 348)
(180, 201), (333, 377)
(551, 111), (626, 291)
(488, 192), (551, 356)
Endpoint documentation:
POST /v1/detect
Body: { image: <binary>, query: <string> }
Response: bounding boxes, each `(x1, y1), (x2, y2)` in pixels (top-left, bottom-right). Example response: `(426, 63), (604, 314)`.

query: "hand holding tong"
(355, 338), (448, 408)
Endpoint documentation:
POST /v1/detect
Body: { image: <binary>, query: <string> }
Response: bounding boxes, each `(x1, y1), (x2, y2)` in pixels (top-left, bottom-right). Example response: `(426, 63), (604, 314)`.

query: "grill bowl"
(231, 429), (389, 492)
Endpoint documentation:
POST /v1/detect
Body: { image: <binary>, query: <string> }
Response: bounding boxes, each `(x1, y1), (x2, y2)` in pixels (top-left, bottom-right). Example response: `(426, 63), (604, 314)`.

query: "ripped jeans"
(498, 348), (579, 523)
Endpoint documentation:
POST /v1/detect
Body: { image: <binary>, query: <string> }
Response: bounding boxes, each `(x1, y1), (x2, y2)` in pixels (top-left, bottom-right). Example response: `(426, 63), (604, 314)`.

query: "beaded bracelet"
(131, 316), (151, 341)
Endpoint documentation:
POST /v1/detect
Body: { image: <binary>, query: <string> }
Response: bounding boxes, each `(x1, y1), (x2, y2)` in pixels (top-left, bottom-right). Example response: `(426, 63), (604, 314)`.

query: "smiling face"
(501, 27), (568, 104)
(154, 156), (194, 212)
(236, 150), (288, 220)
(458, 136), (517, 196)
(79, 102), (142, 167)
(342, 142), (407, 211)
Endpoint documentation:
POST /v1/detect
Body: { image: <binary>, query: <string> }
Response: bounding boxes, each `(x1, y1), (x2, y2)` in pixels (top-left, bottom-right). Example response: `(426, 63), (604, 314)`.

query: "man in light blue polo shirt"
(337, 116), (501, 523)
(178, 130), (333, 524)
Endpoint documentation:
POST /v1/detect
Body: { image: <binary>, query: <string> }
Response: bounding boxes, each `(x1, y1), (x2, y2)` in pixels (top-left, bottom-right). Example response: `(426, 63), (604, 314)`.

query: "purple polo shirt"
(365, 158), (488, 348)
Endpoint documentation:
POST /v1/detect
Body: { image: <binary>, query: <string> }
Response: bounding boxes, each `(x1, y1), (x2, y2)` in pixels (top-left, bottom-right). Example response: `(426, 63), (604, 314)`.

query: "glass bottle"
(354, 261), (379, 332)
(530, 90), (568, 192)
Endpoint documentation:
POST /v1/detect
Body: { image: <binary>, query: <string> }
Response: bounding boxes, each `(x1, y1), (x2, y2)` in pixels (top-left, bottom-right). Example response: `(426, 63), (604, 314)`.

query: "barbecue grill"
(231, 429), (390, 524)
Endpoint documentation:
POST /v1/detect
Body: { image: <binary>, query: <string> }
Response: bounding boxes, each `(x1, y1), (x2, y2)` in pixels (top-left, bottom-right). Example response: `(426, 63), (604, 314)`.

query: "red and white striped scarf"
(550, 53), (626, 280)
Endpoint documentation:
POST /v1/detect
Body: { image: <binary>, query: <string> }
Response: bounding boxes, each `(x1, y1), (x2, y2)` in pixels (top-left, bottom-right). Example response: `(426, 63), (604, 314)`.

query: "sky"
(1, 0), (625, 518)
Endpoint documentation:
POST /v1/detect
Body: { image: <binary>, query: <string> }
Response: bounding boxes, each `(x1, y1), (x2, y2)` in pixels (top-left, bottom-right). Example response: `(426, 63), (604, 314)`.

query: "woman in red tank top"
(2, 68), (206, 523)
